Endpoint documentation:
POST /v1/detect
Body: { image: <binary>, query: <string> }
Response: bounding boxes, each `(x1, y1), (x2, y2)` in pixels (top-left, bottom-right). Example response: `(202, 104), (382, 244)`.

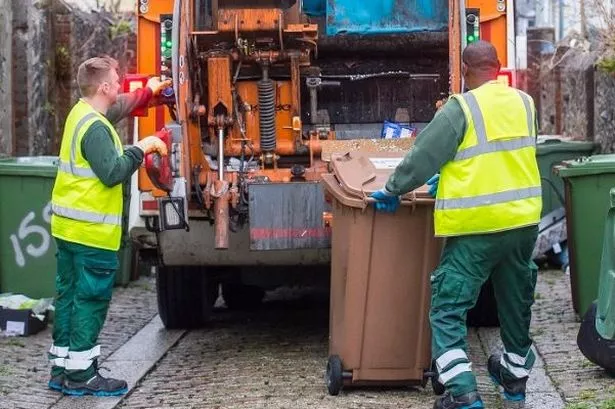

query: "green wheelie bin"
(577, 187), (615, 373)
(556, 154), (615, 315)
(535, 136), (597, 217)
(0, 156), (134, 297)
(0, 156), (59, 298)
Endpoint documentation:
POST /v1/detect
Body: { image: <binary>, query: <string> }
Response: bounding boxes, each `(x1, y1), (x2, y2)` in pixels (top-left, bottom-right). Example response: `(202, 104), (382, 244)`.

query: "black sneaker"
(62, 372), (128, 396)
(433, 391), (484, 409)
(488, 354), (528, 405)
(48, 373), (64, 391)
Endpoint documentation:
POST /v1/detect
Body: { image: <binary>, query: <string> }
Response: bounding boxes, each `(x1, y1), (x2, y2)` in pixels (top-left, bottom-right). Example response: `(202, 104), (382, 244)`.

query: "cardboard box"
(0, 307), (48, 336)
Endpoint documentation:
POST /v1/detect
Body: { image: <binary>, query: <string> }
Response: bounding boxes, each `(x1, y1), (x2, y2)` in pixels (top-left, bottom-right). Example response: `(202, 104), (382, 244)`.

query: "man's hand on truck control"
(370, 189), (401, 213)
(146, 76), (172, 96)
(136, 135), (168, 156)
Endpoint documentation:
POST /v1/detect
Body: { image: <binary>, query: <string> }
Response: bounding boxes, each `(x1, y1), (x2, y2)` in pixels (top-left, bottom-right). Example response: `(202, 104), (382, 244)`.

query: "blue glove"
(426, 174), (439, 197)
(370, 189), (401, 213)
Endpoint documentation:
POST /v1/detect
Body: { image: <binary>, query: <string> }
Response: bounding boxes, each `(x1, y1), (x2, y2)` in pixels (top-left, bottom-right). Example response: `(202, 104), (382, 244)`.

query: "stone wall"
(0, 0), (136, 156)
(560, 50), (598, 140)
(0, 0), (13, 156)
(12, 0), (56, 156)
(533, 32), (615, 151)
(594, 71), (615, 153)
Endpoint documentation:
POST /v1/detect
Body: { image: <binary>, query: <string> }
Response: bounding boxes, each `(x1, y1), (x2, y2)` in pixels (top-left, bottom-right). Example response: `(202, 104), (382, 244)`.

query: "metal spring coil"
(257, 78), (276, 152)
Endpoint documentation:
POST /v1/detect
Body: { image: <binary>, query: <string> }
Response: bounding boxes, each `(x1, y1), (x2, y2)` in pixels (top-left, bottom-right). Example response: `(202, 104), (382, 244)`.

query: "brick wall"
(0, 0), (13, 156)
(0, 0), (136, 156)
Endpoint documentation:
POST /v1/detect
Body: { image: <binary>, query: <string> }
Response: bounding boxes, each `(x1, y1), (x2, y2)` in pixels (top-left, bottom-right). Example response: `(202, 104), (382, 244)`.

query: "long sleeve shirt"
(80, 88), (153, 188)
(385, 98), (466, 195)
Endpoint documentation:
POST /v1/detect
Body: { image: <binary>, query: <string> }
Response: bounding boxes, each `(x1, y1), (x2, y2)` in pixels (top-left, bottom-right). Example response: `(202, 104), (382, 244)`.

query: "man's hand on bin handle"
(426, 174), (439, 198)
(370, 188), (401, 213)
(136, 136), (168, 156)
(146, 76), (172, 96)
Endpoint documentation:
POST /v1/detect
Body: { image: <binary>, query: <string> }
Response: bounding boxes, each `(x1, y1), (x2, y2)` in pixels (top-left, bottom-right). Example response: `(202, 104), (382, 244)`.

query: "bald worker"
(370, 40), (542, 409)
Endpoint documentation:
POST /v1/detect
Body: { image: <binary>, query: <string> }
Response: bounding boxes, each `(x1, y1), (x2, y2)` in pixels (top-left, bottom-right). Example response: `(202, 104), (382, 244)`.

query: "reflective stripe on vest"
(51, 204), (122, 226)
(57, 112), (107, 179)
(435, 186), (542, 210)
(453, 92), (535, 162)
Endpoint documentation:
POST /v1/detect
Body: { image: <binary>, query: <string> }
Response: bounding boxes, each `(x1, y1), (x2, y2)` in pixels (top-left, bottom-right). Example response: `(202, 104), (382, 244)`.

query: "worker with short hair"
(371, 40), (541, 409)
(47, 56), (170, 396)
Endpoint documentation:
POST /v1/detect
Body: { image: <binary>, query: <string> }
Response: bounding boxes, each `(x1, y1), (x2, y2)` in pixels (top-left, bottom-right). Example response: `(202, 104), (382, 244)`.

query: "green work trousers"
(48, 238), (118, 381)
(430, 225), (539, 397)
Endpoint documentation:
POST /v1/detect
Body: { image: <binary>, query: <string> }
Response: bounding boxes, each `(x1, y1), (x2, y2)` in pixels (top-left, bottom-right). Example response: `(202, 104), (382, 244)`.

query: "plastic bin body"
(323, 151), (443, 386)
(556, 155), (615, 315)
(0, 156), (133, 295)
(536, 137), (596, 217)
(0, 157), (59, 298)
(596, 189), (615, 339)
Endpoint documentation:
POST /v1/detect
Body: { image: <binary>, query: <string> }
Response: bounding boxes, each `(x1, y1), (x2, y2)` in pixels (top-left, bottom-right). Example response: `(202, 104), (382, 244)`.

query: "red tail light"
(122, 74), (149, 117)
(497, 70), (514, 87)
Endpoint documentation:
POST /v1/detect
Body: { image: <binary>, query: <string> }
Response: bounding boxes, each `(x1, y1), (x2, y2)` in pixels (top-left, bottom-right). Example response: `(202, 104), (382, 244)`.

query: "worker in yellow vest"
(371, 41), (542, 409)
(47, 56), (169, 396)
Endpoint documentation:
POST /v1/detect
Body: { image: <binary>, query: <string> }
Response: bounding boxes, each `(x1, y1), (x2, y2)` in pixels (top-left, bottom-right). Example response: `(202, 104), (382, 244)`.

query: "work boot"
(48, 373), (64, 391)
(62, 371), (128, 396)
(433, 391), (484, 409)
(488, 354), (528, 407)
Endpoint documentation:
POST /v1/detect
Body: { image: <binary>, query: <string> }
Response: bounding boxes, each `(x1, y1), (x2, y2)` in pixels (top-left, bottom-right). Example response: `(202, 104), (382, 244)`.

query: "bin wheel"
(431, 373), (445, 395)
(428, 360), (445, 395)
(577, 301), (615, 374)
(326, 355), (344, 396)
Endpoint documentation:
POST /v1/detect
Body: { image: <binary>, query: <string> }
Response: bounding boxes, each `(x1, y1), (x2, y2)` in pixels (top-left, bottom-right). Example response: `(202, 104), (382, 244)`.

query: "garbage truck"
(127, 0), (518, 328)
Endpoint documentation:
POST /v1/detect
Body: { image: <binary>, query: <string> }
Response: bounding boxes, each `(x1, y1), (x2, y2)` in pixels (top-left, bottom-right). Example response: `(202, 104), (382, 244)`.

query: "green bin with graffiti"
(0, 156), (135, 298)
(0, 157), (59, 299)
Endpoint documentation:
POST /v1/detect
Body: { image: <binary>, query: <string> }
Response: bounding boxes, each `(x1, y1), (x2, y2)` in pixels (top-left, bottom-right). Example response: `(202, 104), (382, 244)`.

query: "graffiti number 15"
(10, 202), (53, 268)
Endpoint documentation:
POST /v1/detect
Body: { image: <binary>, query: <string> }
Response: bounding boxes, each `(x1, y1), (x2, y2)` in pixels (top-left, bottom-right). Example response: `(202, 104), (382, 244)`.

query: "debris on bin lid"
(0, 294), (55, 321)
(329, 150), (430, 200)
(320, 138), (414, 162)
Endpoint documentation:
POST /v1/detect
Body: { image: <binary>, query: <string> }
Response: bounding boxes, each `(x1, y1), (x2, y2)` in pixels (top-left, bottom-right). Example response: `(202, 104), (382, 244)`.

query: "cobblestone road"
(0, 277), (158, 409)
(2, 269), (615, 409)
(117, 269), (609, 409)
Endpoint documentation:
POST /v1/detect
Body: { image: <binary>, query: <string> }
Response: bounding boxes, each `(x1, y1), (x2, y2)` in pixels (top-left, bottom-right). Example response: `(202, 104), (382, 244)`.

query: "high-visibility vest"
(434, 81), (542, 237)
(51, 100), (124, 251)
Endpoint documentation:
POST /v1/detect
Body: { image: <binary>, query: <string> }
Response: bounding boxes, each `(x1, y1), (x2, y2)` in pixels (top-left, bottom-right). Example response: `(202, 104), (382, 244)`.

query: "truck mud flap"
(248, 182), (331, 250)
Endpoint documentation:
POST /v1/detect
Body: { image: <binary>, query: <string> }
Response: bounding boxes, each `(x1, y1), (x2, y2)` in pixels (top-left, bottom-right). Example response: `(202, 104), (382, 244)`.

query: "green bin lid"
(556, 154), (615, 178)
(0, 156), (59, 177)
(536, 136), (597, 154)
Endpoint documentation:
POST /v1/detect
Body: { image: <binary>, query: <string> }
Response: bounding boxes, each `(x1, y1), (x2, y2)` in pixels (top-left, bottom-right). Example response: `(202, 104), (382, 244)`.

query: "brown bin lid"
(324, 151), (433, 208)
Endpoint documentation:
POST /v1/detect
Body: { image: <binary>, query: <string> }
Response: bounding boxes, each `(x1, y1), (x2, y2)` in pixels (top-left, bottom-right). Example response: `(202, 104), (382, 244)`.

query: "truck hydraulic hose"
(258, 66), (276, 152)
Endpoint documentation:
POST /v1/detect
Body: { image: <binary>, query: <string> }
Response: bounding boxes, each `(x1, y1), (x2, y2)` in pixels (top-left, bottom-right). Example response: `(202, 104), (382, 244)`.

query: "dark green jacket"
(81, 88), (153, 187)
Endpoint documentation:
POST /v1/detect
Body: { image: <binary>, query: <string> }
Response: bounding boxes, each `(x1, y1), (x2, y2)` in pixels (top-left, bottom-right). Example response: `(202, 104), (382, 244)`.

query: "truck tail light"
(497, 70), (514, 87)
(141, 200), (159, 211)
(122, 74), (149, 117)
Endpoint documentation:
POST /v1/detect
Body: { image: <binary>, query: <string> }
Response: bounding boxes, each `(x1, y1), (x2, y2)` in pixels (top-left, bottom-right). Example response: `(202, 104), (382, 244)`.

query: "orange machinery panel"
(207, 56), (233, 122)
(136, 0), (174, 195)
(226, 81), (294, 155)
(217, 8), (282, 32)
(466, 0), (509, 67)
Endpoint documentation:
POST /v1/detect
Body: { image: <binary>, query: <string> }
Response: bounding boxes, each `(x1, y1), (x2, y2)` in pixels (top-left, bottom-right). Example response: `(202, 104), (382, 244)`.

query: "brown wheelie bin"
(321, 151), (444, 396)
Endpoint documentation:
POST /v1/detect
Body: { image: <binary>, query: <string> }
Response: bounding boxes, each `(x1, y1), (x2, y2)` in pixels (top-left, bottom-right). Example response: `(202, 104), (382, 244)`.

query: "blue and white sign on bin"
(381, 121), (417, 139)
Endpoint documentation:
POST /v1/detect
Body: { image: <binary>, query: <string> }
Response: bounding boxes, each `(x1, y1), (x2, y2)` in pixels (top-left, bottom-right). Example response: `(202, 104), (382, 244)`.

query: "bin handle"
(361, 189), (418, 212)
